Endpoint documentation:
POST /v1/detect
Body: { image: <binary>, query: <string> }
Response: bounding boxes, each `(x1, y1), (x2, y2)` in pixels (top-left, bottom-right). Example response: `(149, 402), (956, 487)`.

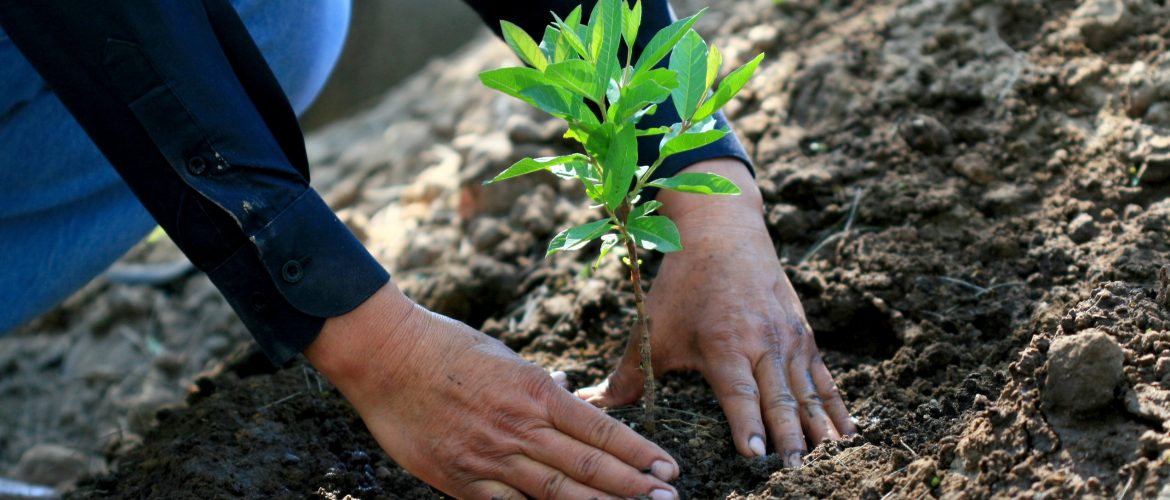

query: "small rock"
(1067, 213), (1098, 243)
(505, 114), (547, 144)
(1043, 329), (1125, 415)
(1136, 134), (1170, 184)
(899, 115), (952, 154)
(1145, 102), (1170, 128)
(951, 152), (996, 184)
(746, 24), (779, 50)
(766, 203), (810, 242)
(468, 217), (510, 252)
(7, 444), (97, 488)
(542, 295), (575, 320)
(1067, 0), (1133, 50)
(981, 183), (1036, 214)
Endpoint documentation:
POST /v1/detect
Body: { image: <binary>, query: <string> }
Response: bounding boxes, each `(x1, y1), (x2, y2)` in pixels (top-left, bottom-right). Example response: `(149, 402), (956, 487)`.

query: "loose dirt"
(3, 0), (1170, 497)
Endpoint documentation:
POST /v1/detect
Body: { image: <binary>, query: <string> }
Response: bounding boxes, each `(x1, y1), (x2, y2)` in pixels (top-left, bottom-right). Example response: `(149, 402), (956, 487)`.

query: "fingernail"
(749, 435), (766, 457)
(649, 488), (677, 500)
(550, 370), (567, 385)
(650, 460), (674, 481)
(784, 451), (803, 469)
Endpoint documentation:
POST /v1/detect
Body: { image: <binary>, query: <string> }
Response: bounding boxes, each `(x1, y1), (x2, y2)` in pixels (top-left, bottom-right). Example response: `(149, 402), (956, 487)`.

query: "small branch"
(619, 223), (657, 433)
(259, 391), (303, 410)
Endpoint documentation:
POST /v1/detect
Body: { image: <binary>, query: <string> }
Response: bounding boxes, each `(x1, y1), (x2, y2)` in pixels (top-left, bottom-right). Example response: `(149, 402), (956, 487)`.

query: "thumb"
(576, 331), (646, 407)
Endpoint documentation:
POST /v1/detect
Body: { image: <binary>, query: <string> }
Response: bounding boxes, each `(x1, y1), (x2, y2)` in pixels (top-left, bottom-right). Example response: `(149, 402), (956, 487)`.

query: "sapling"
(479, 0), (763, 432)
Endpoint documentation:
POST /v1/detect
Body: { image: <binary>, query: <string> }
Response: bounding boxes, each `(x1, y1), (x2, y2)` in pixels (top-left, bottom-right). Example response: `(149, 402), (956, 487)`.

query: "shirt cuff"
(636, 108), (754, 201)
(208, 188), (389, 364)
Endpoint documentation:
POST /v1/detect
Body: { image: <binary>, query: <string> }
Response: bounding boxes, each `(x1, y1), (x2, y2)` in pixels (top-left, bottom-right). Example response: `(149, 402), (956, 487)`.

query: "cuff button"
(281, 260), (304, 283)
(187, 156), (207, 175)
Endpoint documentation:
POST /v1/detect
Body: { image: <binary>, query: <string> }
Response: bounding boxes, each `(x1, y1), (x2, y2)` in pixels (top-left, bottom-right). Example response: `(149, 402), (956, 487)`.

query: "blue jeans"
(0, 0), (351, 334)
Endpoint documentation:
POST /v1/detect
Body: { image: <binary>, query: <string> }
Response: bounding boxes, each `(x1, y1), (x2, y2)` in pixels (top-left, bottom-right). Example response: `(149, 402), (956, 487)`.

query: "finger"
(705, 355), (767, 457)
(548, 391), (680, 481)
(526, 428), (679, 498)
(462, 479), (525, 500)
(502, 454), (632, 500)
(811, 355), (857, 436)
(790, 362), (841, 446)
(752, 351), (806, 467)
(575, 331), (644, 408)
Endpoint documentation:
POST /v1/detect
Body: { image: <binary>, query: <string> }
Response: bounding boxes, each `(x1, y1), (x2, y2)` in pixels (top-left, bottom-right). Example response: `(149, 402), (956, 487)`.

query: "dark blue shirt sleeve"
(0, 0), (388, 365)
(461, 0), (755, 196)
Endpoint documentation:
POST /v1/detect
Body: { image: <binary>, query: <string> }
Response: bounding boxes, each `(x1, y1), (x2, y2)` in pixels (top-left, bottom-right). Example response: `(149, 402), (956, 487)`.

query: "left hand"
(576, 159), (856, 468)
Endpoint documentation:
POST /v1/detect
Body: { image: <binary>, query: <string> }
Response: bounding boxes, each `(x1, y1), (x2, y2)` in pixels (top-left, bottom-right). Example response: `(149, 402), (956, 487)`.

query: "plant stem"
(620, 227), (657, 433)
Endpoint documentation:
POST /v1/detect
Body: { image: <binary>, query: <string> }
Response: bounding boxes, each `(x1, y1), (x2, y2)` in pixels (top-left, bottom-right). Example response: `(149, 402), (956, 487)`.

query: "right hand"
(305, 283), (680, 499)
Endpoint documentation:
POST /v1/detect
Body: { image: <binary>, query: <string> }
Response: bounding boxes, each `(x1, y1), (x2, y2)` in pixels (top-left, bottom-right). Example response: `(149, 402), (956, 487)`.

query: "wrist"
(304, 281), (424, 392)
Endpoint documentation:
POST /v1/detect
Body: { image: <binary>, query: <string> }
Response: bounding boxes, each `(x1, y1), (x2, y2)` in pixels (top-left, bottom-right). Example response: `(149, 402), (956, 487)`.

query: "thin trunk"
(623, 236), (657, 433)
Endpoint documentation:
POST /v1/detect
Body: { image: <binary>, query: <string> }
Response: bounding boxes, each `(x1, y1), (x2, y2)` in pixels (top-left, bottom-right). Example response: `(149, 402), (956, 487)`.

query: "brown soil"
(5, 0), (1170, 497)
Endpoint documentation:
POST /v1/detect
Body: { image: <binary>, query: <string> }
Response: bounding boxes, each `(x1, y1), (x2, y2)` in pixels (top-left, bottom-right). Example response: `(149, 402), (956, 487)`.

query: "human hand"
(576, 159), (856, 467)
(305, 283), (681, 499)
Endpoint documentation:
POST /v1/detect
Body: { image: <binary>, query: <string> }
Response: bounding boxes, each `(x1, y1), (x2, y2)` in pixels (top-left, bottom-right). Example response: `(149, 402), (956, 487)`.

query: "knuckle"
(727, 380), (760, 402)
(822, 384), (845, 403)
(492, 412), (543, 446)
(799, 390), (827, 415)
(586, 415), (618, 450)
(764, 391), (799, 413)
(572, 449), (606, 484)
(542, 470), (570, 499)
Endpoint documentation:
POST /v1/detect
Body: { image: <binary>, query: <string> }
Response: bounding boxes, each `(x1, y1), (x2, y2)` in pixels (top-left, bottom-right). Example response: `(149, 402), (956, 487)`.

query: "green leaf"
(601, 124), (638, 211)
(611, 76), (672, 123)
(548, 219), (614, 255)
(623, 0), (642, 51)
(553, 12), (590, 61)
(630, 200), (663, 218)
(589, 0), (623, 92)
(540, 26), (562, 63)
(546, 60), (603, 101)
(630, 67), (679, 88)
(485, 154), (589, 184)
(627, 215), (682, 252)
(520, 85), (595, 124)
(479, 67), (553, 105)
(694, 52), (764, 122)
(550, 160), (599, 183)
(632, 9), (705, 76)
(705, 44), (722, 92)
(659, 128), (727, 158)
(636, 125), (671, 136)
(501, 21), (548, 70)
(593, 233), (621, 270)
(646, 172), (741, 195)
(669, 30), (708, 120)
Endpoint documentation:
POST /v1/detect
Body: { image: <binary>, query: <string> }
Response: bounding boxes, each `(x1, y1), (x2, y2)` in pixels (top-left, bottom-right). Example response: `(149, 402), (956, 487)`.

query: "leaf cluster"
(480, 0), (763, 260)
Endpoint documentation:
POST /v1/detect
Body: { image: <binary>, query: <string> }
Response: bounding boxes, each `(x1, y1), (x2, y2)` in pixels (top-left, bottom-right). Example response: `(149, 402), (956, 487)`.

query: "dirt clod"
(1044, 329), (1125, 415)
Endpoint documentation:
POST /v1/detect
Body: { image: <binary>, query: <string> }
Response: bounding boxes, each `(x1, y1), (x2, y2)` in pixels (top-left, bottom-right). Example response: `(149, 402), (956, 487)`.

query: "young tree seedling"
(480, 0), (763, 432)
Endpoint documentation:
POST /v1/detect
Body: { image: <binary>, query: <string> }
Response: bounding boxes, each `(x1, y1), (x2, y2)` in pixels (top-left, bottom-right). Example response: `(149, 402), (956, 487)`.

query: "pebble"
(6, 444), (96, 488)
(951, 151), (996, 184)
(1066, 213), (1098, 243)
(1066, 0), (1130, 49)
(899, 115), (952, 154)
(1043, 328), (1125, 415)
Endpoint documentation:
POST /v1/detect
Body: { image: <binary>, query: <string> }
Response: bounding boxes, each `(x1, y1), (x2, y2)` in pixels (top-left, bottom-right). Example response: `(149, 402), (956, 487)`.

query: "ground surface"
(3, 0), (1170, 497)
